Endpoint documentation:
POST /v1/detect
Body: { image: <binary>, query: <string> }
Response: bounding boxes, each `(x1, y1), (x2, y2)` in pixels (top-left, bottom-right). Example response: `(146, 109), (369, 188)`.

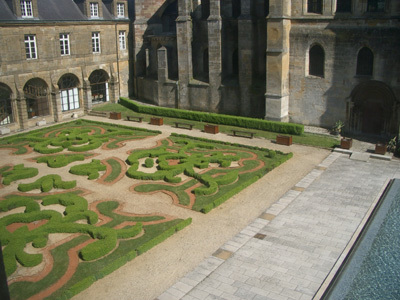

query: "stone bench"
(126, 116), (143, 123)
(174, 122), (193, 130)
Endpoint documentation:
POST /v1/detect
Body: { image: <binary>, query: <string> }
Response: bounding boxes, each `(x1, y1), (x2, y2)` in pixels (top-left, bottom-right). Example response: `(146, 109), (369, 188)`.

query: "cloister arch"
(58, 74), (80, 111)
(89, 70), (110, 104)
(23, 78), (50, 119)
(0, 83), (13, 125)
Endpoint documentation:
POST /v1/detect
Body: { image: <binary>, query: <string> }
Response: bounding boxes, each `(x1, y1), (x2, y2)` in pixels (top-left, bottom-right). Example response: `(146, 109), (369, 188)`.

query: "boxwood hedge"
(119, 97), (304, 135)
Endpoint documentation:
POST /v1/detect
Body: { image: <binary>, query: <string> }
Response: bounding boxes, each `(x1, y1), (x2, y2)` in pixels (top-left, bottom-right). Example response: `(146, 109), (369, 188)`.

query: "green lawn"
(92, 103), (339, 149)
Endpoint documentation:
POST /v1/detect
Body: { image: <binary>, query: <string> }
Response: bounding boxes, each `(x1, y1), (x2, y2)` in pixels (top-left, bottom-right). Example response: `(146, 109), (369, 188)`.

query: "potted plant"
(331, 120), (344, 136)
(375, 142), (387, 155)
(340, 137), (352, 149)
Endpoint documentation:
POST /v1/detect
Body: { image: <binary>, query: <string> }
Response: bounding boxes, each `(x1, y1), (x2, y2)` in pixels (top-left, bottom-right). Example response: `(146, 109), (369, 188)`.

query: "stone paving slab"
(158, 152), (400, 300)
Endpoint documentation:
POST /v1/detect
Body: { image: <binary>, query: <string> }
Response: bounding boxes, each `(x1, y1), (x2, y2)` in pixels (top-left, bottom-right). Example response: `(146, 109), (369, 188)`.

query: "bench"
(126, 116), (143, 123)
(232, 130), (255, 139)
(174, 122), (193, 130)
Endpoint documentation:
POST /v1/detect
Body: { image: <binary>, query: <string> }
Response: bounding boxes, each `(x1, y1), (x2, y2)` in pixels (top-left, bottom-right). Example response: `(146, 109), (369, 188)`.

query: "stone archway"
(349, 80), (398, 136)
(23, 78), (50, 119)
(89, 70), (109, 104)
(0, 83), (13, 125)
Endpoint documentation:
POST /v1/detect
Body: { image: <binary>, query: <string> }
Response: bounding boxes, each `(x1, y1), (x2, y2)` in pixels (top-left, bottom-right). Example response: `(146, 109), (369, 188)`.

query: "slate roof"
(0, 0), (128, 21)
(0, 0), (17, 20)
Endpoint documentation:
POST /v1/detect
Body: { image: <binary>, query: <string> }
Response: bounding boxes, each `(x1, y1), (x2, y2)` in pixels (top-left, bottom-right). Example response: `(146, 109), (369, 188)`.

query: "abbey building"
(1, 0), (399, 137)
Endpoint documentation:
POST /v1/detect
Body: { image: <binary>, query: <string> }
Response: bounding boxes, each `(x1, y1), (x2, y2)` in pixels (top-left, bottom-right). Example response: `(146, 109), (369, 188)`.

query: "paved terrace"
(158, 152), (400, 300)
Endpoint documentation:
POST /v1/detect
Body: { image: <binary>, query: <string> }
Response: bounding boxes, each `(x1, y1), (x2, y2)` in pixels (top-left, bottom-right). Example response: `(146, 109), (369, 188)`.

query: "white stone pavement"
(158, 152), (400, 300)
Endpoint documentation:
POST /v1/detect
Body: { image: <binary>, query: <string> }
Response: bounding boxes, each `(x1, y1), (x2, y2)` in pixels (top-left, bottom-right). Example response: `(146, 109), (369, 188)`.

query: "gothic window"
(0, 84), (13, 125)
(336, 0), (351, 13)
(161, 0), (178, 33)
(232, 0), (241, 18)
(201, 0), (210, 20)
(309, 45), (324, 77)
(307, 0), (322, 14)
(58, 74), (80, 111)
(367, 0), (385, 12)
(356, 47), (374, 76)
(89, 70), (109, 104)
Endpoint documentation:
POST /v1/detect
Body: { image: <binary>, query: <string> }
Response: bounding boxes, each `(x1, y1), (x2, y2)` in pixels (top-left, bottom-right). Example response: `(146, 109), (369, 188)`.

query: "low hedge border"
(36, 154), (86, 168)
(69, 159), (107, 180)
(18, 174), (76, 192)
(58, 217), (191, 300)
(120, 97), (304, 135)
(2, 164), (39, 185)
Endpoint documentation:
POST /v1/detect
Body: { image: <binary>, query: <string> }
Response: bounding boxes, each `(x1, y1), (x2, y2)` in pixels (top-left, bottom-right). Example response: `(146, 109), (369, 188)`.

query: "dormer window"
(117, 3), (125, 18)
(20, 0), (33, 18)
(90, 2), (99, 18)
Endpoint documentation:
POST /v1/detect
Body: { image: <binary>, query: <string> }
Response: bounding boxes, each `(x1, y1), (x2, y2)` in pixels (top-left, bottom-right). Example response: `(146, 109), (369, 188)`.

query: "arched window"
(336, 0), (351, 12)
(89, 70), (109, 104)
(356, 47), (374, 76)
(0, 84), (13, 125)
(161, 0), (178, 33)
(232, 0), (241, 18)
(201, 0), (210, 20)
(309, 45), (324, 77)
(58, 74), (80, 111)
(308, 0), (322, 14)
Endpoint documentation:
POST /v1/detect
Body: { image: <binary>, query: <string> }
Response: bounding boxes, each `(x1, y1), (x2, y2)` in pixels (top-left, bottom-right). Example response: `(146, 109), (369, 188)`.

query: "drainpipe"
(115, 23), (121, 101)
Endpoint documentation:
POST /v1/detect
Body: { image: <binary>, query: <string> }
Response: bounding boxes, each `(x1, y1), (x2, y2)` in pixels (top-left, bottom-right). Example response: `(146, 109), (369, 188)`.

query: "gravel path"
(70, 116), (330, 300)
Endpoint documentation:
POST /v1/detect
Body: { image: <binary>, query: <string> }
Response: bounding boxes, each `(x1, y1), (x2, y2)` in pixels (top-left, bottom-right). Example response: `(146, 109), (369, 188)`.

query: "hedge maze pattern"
(0, 120), (291, 299)
(0, 120), (192, 300)
(129, 135), (293, 213)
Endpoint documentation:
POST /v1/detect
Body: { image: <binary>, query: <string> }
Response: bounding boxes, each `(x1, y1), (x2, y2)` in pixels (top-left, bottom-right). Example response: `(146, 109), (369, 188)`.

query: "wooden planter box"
(109, 112), (121, 120)
(340, 138), (353, 150)
(150, 117), (163, 126)
(204, 124), (219, 134)
(276, 135), (292, 146)
(375, 143), (387, 155)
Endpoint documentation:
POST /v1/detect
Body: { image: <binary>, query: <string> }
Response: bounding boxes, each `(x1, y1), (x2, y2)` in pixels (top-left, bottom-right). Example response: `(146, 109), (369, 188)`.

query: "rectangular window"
(367, 0), (385, 12)
(59, 34), (70, 56)
(20, 0), (33, 17)
(61, 88), (79, 111)
(307, 0), (322, 14)
(24, 35), (37, 59)
(90, 2), (99, 17)
(119, 31), (126, 50)
(117, 3), (125, 17)
(92, 32), (101, 53)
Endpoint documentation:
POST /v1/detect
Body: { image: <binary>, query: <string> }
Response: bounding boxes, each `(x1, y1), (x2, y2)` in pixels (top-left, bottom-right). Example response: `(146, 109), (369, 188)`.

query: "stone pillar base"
(265, 94), (289, 122)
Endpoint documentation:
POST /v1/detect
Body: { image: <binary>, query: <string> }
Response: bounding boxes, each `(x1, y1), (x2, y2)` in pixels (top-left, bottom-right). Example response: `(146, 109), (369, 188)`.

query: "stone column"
(238, 0), (254, 116)
(16, 90), (28, 130)
(83, 79), (93, 112)
(265, 0), (291, 122)
(51, 86), (62, 122)
(207, 0), (222, 112)
(158, 46), (168, 106)
(176, 0), (193, 109)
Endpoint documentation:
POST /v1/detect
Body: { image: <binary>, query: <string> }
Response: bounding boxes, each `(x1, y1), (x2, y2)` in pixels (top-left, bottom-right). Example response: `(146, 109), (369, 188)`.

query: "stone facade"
(0, 0), (129, 133)
(133, 0), (400, 136)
